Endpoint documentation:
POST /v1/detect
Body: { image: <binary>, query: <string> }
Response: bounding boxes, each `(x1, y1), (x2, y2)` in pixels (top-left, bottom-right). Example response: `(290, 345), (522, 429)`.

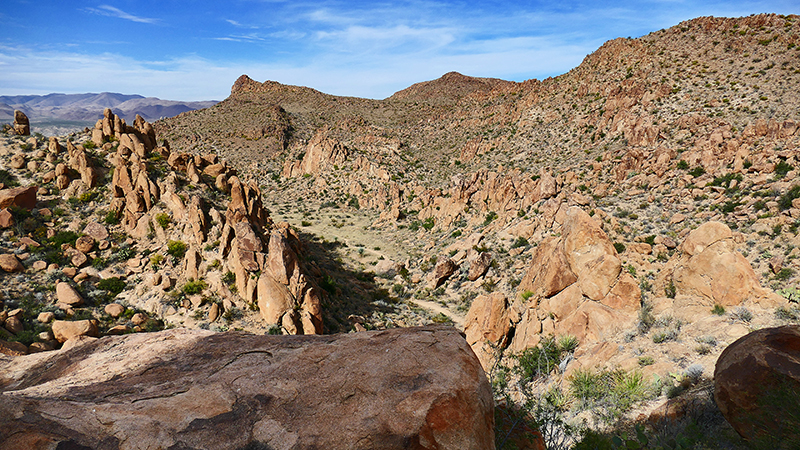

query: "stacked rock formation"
(655, 221), (783, 318)
(465, 206), (640, 368)
(101, 109), (322, 334)
(12, 110), (30, 136)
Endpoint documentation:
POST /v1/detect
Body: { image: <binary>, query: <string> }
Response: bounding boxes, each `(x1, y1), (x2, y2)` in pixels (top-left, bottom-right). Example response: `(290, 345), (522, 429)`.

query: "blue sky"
(0, 1), (795, 101)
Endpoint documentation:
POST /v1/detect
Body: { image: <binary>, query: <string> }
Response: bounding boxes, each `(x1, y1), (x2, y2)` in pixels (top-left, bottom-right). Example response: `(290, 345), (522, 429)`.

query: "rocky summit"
(1, 12), (800, 450)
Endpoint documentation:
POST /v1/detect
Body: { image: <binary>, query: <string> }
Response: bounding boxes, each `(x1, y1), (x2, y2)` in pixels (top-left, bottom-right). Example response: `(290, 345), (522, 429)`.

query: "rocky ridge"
(0, 108), (329, 359)
(156, 13), (800, 362)
(153, 14), (800, 440)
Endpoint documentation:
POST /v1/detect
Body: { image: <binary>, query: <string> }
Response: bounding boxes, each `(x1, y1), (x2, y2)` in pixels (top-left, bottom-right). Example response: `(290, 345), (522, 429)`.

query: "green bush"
(514, 336), (576, 381)
(97, 277), (127, 296)
(167, 240), (187, 260)
(49, 230), (79, 247)
(483, 211), (498, 226)
(155, 213), (171, 229)
(182, 279), (207, 295)
(511, 236), (529, 249)
(711, 304), (726, 315)
(688, 166), (706, 177)
(420, 217), (435, 231)
(0, 169), (20, 187)
(613, 242), (625, 254)
(665, 280), (676, 299)
(104, 210), (120, 225)
(774, 160), (794, 178)
(778, 185), (800, 210)
(676, 160), (689, 170)
(775, 268), (795, 281)
(569, 369), (656, 422)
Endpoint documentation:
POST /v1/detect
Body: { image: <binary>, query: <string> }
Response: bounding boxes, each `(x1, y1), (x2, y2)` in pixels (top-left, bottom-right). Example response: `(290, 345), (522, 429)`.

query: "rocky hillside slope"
(0, 107), (346, 359)
(1, 13), (799, 447)
(154, 13), (800, 385)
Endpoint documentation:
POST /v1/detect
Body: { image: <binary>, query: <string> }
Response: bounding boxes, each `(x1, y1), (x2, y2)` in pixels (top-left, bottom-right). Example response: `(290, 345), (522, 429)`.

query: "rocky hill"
(1, 12), (800, 449)
(155, 13), (799, 442)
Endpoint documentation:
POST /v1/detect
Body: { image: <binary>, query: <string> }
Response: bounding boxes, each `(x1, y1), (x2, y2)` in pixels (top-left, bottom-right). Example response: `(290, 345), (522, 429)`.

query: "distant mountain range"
(0, 92), (218, 123)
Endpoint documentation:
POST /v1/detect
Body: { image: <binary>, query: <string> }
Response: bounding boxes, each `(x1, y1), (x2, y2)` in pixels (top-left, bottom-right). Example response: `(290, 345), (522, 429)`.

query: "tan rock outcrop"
(715, 326), (800, 445)
(468, 252), (492, 281)
(0, 254), (24, 273)
(0, 326), (494, 450)
(51, 319), (99, 343)
(656, 221), (782, 317)
(55, 281), (84, 306)
(429, 257), (458, 289)
(0, 186), (37, 210)
(469, 207), (638, 359)
(464, 292), (511, 369)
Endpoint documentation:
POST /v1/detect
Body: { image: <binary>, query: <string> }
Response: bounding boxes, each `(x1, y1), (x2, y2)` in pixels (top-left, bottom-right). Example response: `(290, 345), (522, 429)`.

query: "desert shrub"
(638, 356), (655, 367)
(150, 253), (164, 269)
(514, 335), (576, 381)
(731, 306), (752, 322)
(637, 301), (656, 333)
(570, 369), (656, 423)
(430, 313), (453, 324)
(664, 280), (676, 299)
(778, 185), (800, 210)
(49, 230), (79, 247)
(707, 172), (743, 192)
(82, 140), (96, 149)
(775, 268), (795, 281)
(652, 329), (678, 343)
(0, 169), (19, 187)
(320, 274), (337, 294)
(676, 160), (689, 170)
(182, 279), (207, 295)
(521, 290), (534, 301)
(155, 213), (171, 229)
(776, 306), (800, 321)
(103, 210), (120, 225)
(421, 217), (435, 231)
(511, 236), (529, 248)
(167, 240), (187, 260)
(688, 166), (706, 177)
(613, 242), (626, 254)
(711, 304), (726, 315)
(774, 160), (794, 178)
(97, 277), (127, 296)
(483, 211), (498, 226)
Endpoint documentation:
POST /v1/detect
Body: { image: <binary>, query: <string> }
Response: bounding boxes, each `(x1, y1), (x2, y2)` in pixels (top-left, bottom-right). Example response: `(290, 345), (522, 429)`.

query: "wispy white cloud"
(213, 33), (267, 43)
(314, 24), (457, 51)
(85, 5), (159, 24)
(226, 19), (259, 29)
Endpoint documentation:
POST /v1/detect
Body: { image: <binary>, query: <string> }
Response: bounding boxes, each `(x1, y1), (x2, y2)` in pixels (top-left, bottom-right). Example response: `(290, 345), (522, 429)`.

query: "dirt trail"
(270, 205), (467, 328)
(409, 299), (465, 328)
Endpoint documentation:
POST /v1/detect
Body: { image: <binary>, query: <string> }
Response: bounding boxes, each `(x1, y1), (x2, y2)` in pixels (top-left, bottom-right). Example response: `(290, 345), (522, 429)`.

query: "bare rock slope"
(0, 325), (493, 450)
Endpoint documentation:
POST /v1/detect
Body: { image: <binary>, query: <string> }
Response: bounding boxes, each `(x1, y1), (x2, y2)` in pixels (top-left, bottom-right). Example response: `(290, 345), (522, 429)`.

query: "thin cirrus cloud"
(84, 5), (159, 24)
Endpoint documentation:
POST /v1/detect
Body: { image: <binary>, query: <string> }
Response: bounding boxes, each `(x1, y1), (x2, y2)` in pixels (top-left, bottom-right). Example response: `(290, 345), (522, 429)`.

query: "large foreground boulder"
(714, 325), (800, 448)
(0, 326), (494, 450)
